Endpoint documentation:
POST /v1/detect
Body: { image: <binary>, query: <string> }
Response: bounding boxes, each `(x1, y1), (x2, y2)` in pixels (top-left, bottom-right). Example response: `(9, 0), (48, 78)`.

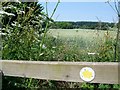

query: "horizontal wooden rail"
(0, 60), (120, 84)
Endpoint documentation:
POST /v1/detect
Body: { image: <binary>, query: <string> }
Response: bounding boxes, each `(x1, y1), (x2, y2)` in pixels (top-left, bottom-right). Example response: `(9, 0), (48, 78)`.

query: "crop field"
(48, 29), (116, 40)
(47, 29), (117, 62)
(48, 29), (116, 49)
(49, 29), (115, 37)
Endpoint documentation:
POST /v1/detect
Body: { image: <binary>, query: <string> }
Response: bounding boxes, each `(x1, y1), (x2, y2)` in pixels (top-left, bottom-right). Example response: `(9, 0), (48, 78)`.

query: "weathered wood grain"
(0, 60), (119, 84)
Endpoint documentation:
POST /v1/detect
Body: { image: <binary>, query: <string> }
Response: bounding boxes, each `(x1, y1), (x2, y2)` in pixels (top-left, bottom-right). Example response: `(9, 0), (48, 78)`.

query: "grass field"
(48, 29), (116, 39)
(48, 29), (116, 48)
(47, 29), (117, 62)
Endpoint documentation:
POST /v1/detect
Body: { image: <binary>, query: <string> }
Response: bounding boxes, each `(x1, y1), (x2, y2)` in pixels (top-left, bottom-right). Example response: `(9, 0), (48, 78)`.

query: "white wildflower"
(40, 44), (47, 49)
(11, 23), (16, 26)
(38, 14), (42, 17)
(40, 20), (43, 23)
(18, 24), (21, 27)
(7, 13), (15, 16)
(88, 53), (99, 55)
(0, 11), (6, 14)
(52, 47), (56, 49)
(1, 28), (5, 30)
(39, 53), (44, 56)
(18, 10), (25, 14)
(3, 6), (11, 9)
(27, 7), (31, 9)
(0, 10), (15, 16)
(11, 22), (21, 27)
(36, 16), (38, 19)
(0, 33), (6, 35)
(40, 33), (44, 37)
(37, 39), (40, 42)
(3, 5), (17, 9)
(14, 0), (21, 3)
(42, 44), (46, 49)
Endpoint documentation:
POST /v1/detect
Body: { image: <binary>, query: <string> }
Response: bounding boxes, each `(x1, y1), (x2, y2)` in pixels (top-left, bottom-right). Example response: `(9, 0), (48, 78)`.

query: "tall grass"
(47, 29), (116, 62)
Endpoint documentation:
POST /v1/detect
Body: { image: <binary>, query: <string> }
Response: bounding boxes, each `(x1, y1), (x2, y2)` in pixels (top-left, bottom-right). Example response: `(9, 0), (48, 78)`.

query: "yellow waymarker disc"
(80, 67), (95, 82)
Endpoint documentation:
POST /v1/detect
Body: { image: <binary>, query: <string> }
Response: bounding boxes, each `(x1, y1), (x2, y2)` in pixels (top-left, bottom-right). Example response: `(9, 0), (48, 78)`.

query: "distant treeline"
(50, 21), (115, 30)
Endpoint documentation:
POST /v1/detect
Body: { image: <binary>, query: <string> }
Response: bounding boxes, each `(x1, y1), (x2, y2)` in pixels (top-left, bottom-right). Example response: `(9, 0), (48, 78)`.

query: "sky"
(39, 2), (118, 23)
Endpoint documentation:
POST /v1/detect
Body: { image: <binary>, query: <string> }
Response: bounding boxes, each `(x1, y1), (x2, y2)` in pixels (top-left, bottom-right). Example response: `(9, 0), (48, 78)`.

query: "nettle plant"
(1, 1), (59, 60)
